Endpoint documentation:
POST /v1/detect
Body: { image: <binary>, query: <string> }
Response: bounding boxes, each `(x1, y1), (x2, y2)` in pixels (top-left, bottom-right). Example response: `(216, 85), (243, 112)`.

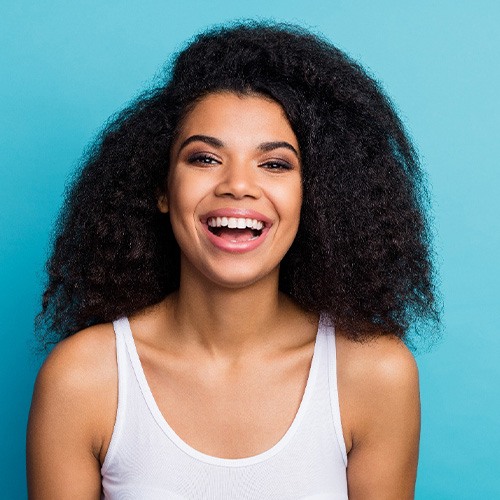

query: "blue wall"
(1, 1), (499, 497)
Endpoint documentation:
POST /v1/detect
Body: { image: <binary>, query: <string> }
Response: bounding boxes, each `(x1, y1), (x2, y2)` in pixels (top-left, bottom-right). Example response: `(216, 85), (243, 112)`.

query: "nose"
(214, 160), (262, 200)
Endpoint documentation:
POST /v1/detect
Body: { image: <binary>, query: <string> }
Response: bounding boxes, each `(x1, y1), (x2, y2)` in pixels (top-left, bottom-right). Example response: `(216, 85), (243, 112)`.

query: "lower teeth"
(230, 235), (259, 242)
(208, 227), (262, 238)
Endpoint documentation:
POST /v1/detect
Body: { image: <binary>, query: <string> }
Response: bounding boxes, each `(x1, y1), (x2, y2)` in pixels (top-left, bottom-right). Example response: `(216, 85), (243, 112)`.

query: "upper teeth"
(207, 217), (264, 230)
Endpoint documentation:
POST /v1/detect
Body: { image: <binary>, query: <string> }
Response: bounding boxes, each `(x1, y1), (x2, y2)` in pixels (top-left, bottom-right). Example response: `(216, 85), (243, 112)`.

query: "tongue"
(218, 228), (255, 242)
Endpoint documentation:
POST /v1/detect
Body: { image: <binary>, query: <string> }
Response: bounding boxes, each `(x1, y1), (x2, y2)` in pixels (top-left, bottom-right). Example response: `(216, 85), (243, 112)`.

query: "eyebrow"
(177, 134), (300, 158)
(178, 135), (224, 151)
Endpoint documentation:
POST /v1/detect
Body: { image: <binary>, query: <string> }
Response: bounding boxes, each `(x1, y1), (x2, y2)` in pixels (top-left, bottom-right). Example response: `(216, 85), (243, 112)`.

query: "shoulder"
(36, 323), (117, 393)
(336, 332), (418, 389)
(28, 325), (118, 496)
(30, 323), (118, 457)
(335, 332), (419, 452)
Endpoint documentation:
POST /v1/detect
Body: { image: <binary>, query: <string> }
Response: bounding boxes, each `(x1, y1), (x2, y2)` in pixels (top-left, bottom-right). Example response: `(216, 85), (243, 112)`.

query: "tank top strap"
(320, 316), (348, 466)
(100, 317), (132, 475)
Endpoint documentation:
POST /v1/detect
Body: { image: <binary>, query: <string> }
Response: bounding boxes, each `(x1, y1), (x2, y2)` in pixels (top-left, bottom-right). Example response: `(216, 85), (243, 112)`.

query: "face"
(162, 92), (302, 289)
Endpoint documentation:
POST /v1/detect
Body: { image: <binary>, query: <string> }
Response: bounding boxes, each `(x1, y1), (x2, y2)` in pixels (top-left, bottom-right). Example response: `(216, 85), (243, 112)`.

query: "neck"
(169, 262), (290, 358)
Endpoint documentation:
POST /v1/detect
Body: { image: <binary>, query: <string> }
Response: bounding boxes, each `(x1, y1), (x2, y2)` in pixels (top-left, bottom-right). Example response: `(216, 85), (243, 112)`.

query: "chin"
(196, 262), (280, 291)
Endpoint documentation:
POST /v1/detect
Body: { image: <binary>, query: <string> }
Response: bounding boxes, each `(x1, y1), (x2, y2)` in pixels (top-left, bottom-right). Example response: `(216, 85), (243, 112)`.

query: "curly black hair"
(37, 21), (440, 347)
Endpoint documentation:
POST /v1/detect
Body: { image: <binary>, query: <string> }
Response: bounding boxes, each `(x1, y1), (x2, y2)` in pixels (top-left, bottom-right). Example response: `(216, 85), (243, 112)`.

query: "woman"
(28, 23), (439, 499)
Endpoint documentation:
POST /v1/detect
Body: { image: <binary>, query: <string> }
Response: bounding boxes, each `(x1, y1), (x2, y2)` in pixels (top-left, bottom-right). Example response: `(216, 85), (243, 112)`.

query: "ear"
(157, 193), (169, 213)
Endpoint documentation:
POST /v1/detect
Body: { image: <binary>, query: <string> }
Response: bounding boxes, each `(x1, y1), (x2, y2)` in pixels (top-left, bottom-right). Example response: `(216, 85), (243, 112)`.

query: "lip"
(199, 208), (273, 254)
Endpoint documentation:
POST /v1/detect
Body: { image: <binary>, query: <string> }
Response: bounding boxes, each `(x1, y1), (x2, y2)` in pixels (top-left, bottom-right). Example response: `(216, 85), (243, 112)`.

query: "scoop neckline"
(121, 317), (323, 468)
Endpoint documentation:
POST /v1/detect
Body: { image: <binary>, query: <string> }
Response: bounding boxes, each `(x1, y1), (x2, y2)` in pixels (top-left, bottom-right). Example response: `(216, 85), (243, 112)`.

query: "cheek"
(274, 179), (303, 226)
(168, 171), (206, 215)
(166, 175), (197, 239)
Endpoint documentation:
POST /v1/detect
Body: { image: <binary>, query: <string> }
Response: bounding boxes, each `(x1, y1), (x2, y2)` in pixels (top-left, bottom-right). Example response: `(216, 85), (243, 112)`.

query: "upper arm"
(338, 336), (420, 500)
(27, 326), (117, 500)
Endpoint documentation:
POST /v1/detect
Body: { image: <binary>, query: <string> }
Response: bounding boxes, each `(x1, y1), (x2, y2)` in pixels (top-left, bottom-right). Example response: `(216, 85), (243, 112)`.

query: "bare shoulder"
(35, 323), (117, 395)
(29, 323), (118, 460)
(336, 332), (418, 394)
(335, 333), (420, 452)
(336, 333), (420, 498)
(28, 323), (118, 498)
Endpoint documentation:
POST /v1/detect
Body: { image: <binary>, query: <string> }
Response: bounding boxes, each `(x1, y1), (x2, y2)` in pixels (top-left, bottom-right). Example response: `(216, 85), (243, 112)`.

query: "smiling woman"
(28, 22), (439, 500)
(163, 93), (302, 286)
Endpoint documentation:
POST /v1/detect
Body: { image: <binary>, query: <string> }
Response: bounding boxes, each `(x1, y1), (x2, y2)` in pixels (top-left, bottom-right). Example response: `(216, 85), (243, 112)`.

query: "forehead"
(174, 92), (299, 149)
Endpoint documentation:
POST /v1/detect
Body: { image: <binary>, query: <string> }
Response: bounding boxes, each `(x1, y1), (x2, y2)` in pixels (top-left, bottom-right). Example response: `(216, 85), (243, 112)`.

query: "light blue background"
(1, 1), (499, 498)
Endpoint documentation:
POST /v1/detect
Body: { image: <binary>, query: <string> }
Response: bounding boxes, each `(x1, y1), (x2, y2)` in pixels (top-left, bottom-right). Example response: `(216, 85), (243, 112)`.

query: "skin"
(27, 93), (420, 499)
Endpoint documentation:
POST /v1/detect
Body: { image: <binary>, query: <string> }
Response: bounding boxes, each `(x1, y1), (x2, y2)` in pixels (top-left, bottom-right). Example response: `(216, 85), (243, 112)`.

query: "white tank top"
(101, 316), (348, 499)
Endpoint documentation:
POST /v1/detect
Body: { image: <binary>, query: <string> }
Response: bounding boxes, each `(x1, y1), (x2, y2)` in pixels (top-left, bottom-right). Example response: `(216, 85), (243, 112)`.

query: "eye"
(187, 153), (220, 165)
(260, 159), (293, 171)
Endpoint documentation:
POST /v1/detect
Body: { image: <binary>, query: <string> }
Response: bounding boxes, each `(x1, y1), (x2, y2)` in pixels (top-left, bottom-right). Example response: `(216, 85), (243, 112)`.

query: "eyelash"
(187, 154), (293, 171)
(261, 160), (292, 171)
(188, 154), (219, 165)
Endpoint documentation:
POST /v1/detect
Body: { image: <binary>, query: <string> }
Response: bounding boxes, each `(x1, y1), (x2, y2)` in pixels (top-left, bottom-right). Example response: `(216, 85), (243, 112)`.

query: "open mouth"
(206, 216), (265, 242)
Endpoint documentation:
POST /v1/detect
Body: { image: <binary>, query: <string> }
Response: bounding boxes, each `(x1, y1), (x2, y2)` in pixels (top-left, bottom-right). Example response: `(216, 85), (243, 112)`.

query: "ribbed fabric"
(101, 316), (348, 499)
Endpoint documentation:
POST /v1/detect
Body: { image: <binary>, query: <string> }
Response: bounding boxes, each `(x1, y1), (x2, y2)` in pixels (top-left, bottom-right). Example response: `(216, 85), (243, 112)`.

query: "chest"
(102, 321), (350, 499)
(140, 347), (314, 459)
